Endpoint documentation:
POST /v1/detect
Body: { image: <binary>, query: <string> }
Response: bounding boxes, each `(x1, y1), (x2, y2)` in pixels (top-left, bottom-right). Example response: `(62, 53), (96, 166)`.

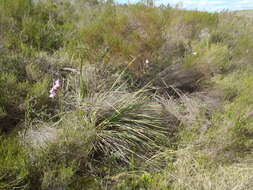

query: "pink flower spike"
(50, 88), (54, 94)
(52, 86), (58, 91)
(49, 79), (61, 98)
(54, 79), (61, 89)
(49, 91), (56, 98)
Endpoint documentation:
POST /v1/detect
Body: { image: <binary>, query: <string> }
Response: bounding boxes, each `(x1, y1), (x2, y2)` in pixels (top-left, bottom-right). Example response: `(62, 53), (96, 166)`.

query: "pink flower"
(54, 79), (61, 89)
(49, 79), (61, 98)
(49, 91), (57, 98)
(50, 88), (54, 94)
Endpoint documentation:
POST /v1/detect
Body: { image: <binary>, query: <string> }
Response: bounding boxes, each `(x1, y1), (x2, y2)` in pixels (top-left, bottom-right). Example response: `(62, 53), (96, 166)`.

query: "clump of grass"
(0, 136), (29, 190)
(23, 80), (181, 189)
(82, 91), (168, 163)
(25, 90), (170, 162)
(111, 147), (253, 190)
(158, 150), (253, 190)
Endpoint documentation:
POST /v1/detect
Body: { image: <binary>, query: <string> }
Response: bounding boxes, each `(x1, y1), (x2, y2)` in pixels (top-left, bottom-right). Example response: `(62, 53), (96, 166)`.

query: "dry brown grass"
(168, 150), (253, 190)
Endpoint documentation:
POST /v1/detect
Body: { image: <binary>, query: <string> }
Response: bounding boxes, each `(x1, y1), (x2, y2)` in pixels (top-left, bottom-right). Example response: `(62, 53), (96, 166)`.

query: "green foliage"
(114, 172), (169, 190)
(0, 71), (30, 106)
(42, 166), (74, 189)
(181, 10), (218, 33)
(2, 1), (253, 189)
(0, 137), (29, 189)
(212, 69), (253, 153)
(0, 0), (32, 22)
(1, 0), (75, 52)
(185, 43), (230, 75)
(76, 4), (165, 63)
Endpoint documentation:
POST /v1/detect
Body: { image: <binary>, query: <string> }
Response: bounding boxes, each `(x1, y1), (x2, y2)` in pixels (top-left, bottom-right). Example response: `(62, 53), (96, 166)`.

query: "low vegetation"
(1, 0), (253, 189)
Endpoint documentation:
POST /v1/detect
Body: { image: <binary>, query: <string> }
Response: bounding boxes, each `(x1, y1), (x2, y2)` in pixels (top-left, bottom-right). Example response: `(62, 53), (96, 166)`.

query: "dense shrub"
(0, 0), (75, 52)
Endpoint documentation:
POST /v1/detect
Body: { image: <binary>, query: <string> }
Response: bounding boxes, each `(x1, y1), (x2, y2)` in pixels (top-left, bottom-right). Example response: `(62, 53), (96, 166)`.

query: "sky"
(117, 0), (253, 12)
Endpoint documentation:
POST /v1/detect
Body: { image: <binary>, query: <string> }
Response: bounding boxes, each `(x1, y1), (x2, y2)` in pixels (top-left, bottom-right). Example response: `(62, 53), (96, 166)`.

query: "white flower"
(145, 59), (149, 64)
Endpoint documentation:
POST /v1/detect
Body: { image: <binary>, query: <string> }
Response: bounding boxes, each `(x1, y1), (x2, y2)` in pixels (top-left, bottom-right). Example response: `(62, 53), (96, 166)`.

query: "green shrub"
(185, 43), (230, 76)
(1, 0), (75, 52)
(76, 4), (166, 64)
(0, 0), (32, 23)
(182, 10), (218, 33)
